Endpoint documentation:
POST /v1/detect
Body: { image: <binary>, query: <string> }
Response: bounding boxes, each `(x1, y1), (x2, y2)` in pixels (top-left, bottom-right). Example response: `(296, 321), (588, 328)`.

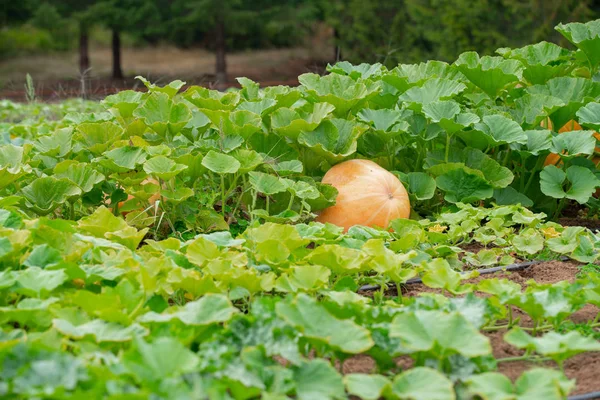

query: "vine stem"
(445, 134), (451, 163)
(496, 355), (550, 363)
(221, 174), (226, 218)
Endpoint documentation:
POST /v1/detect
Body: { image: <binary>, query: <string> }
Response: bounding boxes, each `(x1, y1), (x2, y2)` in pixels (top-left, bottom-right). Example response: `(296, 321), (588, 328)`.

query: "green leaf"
(101, 146), (148, 172)
(498, 41), (572, 85)
(512, 228), (544, 255)
(357, 108), (410, 136)
(124, 336), (199, 383)
(398, 78), (467, 108)
(297, 118), (367, 163)
(248, 171), (286, 195)
(550, 129), (596, 157)
(293, 359), (345, 400)
(75, 121), (123, 155)
(143, 155), (187, 180)
(133, 92), (191, 137)
(391, 367), (455, 400)
(389, 310), (491, 358)
(513, 94), (565, 128)
(454, 52), (523, 98)
(275, 265), (331, 293)
(505, 327), (600, 365)
(473, 115), (528, 146)
(298, 73), (379, 116)
(276, 293), (374, 353)
(103, 90), (144, 118)
(183, 86), (240, 110)
(327, 61), (385, 80)
(0, 144), (32, 189)
(21, 177), (82, 215)
(23, 244), (62, 269)
(77, 205), (128, 237)
(556, 20), (600, 69)
(436, 168), (493, 203)
(139, 294), (237, 326)
(201, 150), (241, 174)
(421, 259), (475, 294)
(466, 369), (574, 400)
(493, 187), (533, 207)
(271, 103), (335, 139)
(54, 160), (104, 193)
(53, 319), (148, 342)
(576, 102), (600, 130)
(398, 172), (436, 201)
(540, 165), (599, 203)
(15, 267), (68, 297)
(527, 77), (600, 129)
(136, 76), (186, 97)
(344, 374), (391, 400)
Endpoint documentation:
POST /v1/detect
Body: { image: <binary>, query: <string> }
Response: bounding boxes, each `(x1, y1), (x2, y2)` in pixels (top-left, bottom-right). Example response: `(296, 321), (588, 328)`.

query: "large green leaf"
(298, 73), (380, 116)
(133, 92), (191, 137)
(54, 160), (104, 193)
(466, 369), (574, 400)
(21, 177), (82, 215)
(297, 118), (367, 163)
(498, 41), (573, 84)
(398, 78), (467, 109)
(53, 319), (148, 343)
(75, 122), (123, 155)
(136, 76), (185, 98)
(505, 327), (600, 365)
(527, 77), (600, 129)
(576, 102), (600, 130)
(556, 20), (600, 69)
(293, 360), (345, 400)
(276, 293), (374, 354)
(344, 374), (391, 400)
(201, 150), (241, 174)
(139, 294), (237, 326)
(123, 336), (200, 383)
(540, 165), (599, 203)
(143, 155), (188, 180)
(391, 367), (455, 400)
(248, 171), (286, 195)
(389, 310), (491, 358)
(0, 144), (32, 189)
(454, 52), (523, 98)
(271, 103), (335, 139)
(471, 114), (528, 146)
(102, 90), (145, 118)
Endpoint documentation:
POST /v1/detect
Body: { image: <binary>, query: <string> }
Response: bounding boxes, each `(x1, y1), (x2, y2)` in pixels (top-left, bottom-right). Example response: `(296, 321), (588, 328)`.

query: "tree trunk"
(215, 16), (227, 87)
(79, 25), (90, 75)
(112, 29), (124, 80)
(333, 27), (342, 62)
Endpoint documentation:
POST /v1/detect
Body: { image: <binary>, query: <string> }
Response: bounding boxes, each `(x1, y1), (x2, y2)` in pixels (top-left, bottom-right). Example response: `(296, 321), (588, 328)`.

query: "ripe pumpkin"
(315, 159), (410, 232)
(544, 120), (600, 166)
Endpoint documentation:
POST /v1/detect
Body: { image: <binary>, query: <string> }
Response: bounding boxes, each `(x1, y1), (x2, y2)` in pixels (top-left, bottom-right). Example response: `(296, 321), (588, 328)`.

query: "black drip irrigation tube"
(357, 256), (570, 292)
(569, 393), (600, 400)
(359, 256), (600, 400)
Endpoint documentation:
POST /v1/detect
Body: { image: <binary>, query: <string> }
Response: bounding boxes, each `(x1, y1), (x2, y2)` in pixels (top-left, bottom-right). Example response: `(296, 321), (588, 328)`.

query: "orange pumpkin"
(315, 159), (410, 232)
(544, 120), (600, 166)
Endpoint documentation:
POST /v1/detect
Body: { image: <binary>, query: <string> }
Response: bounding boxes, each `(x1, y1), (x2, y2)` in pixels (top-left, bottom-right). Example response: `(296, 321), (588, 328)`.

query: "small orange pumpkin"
(315, 159), (410, 232)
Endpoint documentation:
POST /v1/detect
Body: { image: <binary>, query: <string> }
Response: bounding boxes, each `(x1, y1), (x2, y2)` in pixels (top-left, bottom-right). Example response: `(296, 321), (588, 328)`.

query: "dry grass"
(0, 41), (332, 91)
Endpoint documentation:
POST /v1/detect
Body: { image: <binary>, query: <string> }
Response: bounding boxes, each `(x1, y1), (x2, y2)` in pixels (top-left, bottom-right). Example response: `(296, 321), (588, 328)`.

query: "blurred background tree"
(0, 0), (598, 92)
